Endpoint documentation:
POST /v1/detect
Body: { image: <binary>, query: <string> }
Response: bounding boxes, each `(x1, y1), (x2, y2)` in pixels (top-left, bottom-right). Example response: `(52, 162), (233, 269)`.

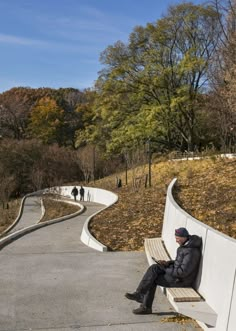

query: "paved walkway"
(9, 196), (43, 233)
(0, 196), (198, 331)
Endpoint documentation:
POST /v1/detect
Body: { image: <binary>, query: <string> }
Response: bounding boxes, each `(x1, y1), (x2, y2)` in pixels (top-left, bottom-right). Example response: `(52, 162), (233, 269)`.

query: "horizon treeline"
(0, 0), (236, 201)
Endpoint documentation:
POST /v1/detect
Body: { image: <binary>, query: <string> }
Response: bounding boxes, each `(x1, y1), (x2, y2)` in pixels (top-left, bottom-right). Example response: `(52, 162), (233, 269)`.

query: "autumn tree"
(28, 97), (65, 144)
(0, 87), (90, 147)
(207, 0), (236, 151)
(93, 2), (221, 154)
(74, 89), (98, 148)
(0, 87), (35, 139)
(53, 88), (87, 147)
(0, 138), (83, 195)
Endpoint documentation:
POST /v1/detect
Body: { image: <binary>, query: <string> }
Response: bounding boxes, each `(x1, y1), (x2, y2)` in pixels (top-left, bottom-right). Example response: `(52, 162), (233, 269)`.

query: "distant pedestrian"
(80, 186), (85, 201)
(117, 178), (122, 188)
(71, 186), (78, 201)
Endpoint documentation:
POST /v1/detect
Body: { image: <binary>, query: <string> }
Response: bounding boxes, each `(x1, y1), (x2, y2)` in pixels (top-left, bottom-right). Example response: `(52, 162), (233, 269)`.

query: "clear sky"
(0, 0), (205, 93)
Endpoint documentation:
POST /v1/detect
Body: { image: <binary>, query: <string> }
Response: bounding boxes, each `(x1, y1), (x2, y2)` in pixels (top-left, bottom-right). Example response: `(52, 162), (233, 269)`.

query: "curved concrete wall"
(163, 179), (236, 331)
(0, 200), (84, 249)
(57, 186), (118, 206)
(47, 186), (118, 252)
(1, 186), (117, 252)
(2, 192), (36, 235)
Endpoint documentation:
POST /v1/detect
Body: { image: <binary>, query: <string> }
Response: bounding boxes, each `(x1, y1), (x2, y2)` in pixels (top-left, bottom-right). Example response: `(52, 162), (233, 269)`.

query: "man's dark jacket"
(163, 235), (202, 287)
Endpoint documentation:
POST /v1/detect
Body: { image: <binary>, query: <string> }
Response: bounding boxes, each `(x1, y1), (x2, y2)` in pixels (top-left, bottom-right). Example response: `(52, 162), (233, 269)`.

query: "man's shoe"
(125, 292), (143, 303)
(132, 306), (152, 315)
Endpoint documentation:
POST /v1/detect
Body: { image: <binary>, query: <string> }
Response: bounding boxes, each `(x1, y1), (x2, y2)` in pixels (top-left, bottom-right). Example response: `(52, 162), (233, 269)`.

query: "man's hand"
(152, 257), (169, 266)
(157, 260), (169, 266)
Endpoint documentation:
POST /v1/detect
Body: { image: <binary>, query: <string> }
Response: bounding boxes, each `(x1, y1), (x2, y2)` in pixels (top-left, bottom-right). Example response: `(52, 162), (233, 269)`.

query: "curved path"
(9, 196), (43, 233)
(0, 197), (197, 331)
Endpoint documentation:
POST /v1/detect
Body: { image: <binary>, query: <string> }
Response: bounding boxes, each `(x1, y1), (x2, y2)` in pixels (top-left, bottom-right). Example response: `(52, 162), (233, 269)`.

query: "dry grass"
(0, 199), (21, 234)
(40, 197), (80, 222)
(1, 158), (235, 251)
(89, 157), (236, 251)
(0, 196), (80, 235)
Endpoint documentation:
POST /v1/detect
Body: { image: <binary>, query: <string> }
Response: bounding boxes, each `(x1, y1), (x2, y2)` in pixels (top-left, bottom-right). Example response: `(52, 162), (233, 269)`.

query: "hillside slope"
(89, 157), (236, 251)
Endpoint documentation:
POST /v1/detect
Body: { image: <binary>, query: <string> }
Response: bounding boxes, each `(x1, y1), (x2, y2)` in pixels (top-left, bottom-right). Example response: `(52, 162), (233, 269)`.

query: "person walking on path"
(71, 186), (79, 201)
(125, 227), (202, 315)
(80, 186), (85, 201)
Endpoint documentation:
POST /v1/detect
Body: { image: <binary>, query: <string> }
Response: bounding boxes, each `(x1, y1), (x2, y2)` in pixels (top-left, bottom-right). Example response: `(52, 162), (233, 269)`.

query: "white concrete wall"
(55, 185), (118, 207)
(0, 201), (84, 249)
(1, 186), (117, 252)
(162, 179), (236, 331)
(50, 186), (118, 252)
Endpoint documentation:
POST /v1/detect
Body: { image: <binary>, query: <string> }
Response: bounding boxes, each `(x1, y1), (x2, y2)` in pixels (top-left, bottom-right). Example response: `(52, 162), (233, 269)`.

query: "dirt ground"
(89, 158), (236, 251)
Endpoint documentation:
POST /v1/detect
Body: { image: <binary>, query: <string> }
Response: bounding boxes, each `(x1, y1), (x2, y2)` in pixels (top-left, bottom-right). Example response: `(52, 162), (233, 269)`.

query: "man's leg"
(125, 264), (164, 313)
(132, 285), (157, 314)
(142, 284), (157, 308)
(133, 269), (172, 314)
(136, 264), (165, 294)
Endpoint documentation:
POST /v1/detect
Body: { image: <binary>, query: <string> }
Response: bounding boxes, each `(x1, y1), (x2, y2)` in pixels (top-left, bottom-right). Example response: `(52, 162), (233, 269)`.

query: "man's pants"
(136, 264), (171, 308)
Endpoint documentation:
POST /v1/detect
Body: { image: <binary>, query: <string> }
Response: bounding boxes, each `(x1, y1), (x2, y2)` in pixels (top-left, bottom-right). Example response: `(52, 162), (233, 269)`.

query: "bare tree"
(0, 167), (17, 209)
(78, 145), (95, 183)
(125, 146), (148, 191)
(30, 166), (45, 191)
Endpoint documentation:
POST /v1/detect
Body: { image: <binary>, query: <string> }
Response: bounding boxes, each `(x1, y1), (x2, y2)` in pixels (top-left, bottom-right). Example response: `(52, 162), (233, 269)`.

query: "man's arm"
(153, 259), (174, 267)
(172, 250), (200, 278)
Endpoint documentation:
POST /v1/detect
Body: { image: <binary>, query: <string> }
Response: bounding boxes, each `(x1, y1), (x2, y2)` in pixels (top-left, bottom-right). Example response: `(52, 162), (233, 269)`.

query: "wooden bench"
(144, 237), (218, 327)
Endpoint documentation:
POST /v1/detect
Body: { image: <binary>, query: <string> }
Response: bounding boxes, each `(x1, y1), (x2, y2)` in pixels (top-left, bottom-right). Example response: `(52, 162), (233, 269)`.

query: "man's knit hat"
(175, 227), (189, 238)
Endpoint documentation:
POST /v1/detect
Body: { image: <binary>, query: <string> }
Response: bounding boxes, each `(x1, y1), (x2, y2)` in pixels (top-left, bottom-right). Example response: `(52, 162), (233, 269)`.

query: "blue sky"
(0, 0), (205, 93)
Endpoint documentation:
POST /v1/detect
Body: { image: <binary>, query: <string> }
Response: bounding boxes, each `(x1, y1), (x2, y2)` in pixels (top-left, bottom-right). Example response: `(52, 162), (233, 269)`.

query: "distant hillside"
(89, 157), (236, 251)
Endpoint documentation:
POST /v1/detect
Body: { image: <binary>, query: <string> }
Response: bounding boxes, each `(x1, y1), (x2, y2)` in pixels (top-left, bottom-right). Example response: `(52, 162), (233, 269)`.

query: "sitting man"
(125, 227), (202, 314)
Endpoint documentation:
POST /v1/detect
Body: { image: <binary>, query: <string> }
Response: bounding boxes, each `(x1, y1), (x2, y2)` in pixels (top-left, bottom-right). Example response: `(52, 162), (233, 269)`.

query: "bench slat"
(167, 287), (201, 302)
(144, 238), (169, 261)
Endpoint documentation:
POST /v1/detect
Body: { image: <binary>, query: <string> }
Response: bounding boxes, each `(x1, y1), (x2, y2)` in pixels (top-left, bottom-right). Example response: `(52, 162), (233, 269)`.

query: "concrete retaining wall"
(49, 186), (118, 252)
(163, 179), (236, 331)
(1, 186), (117, 252)
(58, 185), (118, 206)
(2, 192), (36, 235)
(0, 199), (84, 249)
